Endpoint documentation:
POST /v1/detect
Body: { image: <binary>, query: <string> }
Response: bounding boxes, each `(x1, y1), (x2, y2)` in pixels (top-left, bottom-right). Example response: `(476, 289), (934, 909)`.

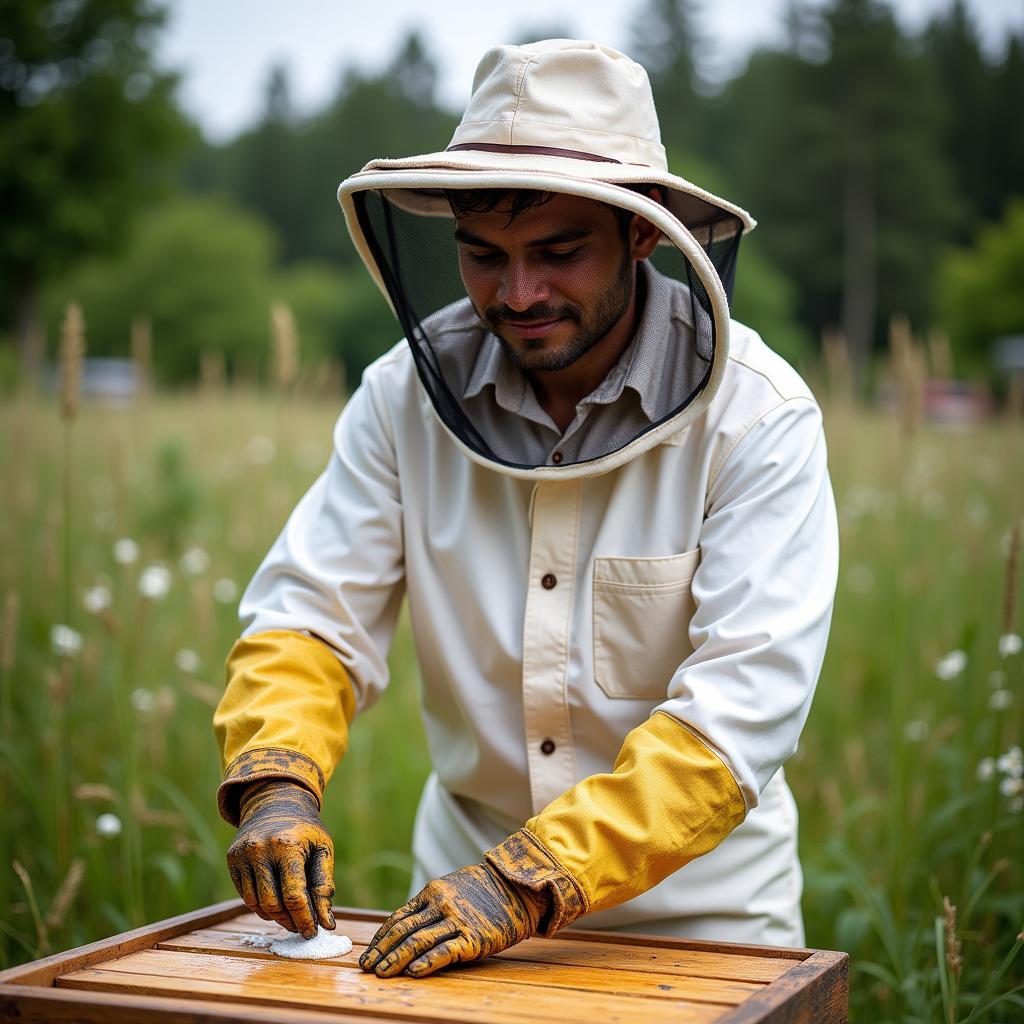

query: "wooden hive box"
(0, 899), (848, 1022)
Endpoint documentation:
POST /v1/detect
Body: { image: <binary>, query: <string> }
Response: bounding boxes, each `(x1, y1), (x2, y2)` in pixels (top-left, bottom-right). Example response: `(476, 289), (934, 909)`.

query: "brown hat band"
(446, 143), (623, 164)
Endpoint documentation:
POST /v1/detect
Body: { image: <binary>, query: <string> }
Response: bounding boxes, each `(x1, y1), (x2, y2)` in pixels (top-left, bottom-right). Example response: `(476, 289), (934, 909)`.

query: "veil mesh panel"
(355, 190), (741, 470)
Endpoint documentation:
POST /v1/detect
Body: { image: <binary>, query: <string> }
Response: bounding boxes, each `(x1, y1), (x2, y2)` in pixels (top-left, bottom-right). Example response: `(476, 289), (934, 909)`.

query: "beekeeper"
(214, 39), (839, 979)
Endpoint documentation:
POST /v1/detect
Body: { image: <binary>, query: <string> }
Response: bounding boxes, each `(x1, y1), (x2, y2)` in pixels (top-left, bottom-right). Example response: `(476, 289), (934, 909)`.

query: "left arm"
(363, 397), (839, 977)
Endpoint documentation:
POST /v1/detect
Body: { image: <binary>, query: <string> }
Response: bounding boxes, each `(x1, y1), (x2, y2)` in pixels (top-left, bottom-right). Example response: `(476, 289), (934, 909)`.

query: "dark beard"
(486, 252), (634, 373)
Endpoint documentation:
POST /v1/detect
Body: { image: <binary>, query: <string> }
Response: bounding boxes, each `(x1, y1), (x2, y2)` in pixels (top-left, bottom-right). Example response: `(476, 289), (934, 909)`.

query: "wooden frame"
(0, 900), (848, 1023)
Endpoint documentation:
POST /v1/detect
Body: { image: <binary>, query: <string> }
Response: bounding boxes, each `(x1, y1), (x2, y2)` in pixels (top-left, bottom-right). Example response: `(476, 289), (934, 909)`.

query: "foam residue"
(240, 926), (354, 960)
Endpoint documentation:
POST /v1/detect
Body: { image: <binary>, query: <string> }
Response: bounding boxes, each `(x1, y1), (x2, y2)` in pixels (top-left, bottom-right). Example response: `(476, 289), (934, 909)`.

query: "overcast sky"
(157, 0), (1024, 142)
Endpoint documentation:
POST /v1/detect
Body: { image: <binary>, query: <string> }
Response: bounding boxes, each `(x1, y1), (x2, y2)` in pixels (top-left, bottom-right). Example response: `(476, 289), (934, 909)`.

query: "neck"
(531, 267), (646, 433)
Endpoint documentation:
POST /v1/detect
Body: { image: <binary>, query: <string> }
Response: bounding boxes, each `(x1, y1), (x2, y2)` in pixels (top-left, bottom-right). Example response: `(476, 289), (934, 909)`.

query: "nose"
(496, 261), (549, 312)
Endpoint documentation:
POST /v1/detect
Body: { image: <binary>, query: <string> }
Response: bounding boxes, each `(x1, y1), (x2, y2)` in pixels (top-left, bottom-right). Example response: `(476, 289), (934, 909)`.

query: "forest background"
(1, 1), (1023, 1021)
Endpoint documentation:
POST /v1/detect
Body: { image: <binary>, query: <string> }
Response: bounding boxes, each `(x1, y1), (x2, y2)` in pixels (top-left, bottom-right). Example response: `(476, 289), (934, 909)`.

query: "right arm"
(214, 370), (405, 933)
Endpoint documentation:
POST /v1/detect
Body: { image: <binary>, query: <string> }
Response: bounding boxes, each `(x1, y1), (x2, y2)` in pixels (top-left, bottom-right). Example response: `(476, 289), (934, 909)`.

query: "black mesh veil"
(352, 185), (742, 472)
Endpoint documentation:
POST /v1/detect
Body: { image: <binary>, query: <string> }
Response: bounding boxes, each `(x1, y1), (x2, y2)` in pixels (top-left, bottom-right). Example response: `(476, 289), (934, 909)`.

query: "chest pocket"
(592, 548), (701, 700)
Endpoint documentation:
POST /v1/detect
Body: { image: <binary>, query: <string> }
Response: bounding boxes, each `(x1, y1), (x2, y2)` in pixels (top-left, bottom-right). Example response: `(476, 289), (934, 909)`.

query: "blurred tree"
(924, 0), (997, 231)
(939, 198), (1024, 376)
(629, 0), (705, 154)
(388, 31), (438, 110)
(183, 30), (456, 270)
(0, 0), (185, 361)
(231, 65), (310, 263)
(511, 24), (575, 46)
(711, 0), (957, 390)
(991, 34), (1024, 224)
(44, 195), (401, 386)
(44, 197), (278, 383)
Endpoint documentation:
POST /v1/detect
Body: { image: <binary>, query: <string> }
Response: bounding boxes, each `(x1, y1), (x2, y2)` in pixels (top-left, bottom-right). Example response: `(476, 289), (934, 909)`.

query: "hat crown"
(449, 39), (667, 169)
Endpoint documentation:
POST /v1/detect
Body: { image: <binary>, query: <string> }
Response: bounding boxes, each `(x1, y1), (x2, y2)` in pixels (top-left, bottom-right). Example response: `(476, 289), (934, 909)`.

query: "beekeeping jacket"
(214, 40), (839, 946)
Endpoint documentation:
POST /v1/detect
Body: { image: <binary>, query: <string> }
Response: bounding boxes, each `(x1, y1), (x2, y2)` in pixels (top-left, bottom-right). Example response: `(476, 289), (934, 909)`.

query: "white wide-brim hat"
(335, 39), (755, 479)
(339, 38), (754, 238)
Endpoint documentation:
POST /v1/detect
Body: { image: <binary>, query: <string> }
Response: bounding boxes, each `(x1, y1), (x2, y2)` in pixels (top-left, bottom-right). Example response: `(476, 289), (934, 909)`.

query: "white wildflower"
(50, 624), (83, 658)
(82, 585), (112, 614)
(175, 648), (201, 674)
(903, 720), (928, 743)
(977, 758), (995, 782)
(998, 633), (1023, 658)
(966, 497), (990, 526)
(999, 776), (1024, 799)
(246, 436), (276, 465)
(997, 747), (1023, 778)
(934, 650), (967, 680)
(213, 578), (239, 604)
(96, 813), (122, 837)
(130, 688), (156, 713)
(138, 564), (172, 600)
(113, 537), (140, 565)
(989, 689), (1014, 711)
(179, 547), (211, 577)
(847, 565), (874, 594)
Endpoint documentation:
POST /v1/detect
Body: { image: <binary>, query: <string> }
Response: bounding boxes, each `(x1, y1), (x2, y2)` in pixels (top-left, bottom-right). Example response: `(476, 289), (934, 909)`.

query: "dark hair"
(443, 185), (663, 241)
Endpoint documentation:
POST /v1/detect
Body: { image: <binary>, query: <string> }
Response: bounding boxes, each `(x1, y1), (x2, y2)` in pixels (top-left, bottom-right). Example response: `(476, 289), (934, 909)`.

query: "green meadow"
(1, 384), (1021, 1022)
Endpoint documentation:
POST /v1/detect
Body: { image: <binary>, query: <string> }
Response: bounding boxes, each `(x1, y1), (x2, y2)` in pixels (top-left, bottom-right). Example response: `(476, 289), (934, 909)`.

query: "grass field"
(1, 381), (1021, 1021)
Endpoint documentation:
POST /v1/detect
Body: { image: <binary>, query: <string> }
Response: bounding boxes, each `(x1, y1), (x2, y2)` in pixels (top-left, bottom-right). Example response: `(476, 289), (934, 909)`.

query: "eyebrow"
(452, 227), (593, 248)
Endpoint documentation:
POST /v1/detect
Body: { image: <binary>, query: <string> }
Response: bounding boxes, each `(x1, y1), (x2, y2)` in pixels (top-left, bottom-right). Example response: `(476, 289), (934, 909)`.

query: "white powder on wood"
(240, 926), (353, 960)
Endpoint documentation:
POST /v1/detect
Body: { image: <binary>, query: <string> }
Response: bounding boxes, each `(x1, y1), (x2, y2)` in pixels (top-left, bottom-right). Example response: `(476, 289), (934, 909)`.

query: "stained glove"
(359, 862), (545, 978)
(226, 779), (336, 939)
(360, 830), (586, 978)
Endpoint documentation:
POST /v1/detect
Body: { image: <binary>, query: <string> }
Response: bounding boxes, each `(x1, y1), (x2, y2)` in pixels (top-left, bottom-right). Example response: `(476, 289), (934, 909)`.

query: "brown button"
(551, 451), (563, 464)
(541, 573), (557, 590)
(540, 739), (556, 755)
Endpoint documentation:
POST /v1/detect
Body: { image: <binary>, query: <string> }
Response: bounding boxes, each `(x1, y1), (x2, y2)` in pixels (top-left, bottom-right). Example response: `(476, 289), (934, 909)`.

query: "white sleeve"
(655, 396), (839, 810)
(238, 370), (405, 714)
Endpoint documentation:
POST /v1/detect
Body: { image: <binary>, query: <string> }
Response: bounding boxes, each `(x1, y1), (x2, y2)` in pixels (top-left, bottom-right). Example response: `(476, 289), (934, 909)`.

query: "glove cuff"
(217, 746), (325, 827)
(485, 828), (589, 936)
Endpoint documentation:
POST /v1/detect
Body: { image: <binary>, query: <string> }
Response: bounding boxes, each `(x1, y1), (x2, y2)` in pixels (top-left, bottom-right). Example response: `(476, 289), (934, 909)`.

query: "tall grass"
(0, 369), (1020, 1020)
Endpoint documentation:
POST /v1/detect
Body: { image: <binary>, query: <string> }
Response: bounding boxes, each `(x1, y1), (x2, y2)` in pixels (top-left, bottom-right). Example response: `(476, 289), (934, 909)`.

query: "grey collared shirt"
(454, 263), (707, 466)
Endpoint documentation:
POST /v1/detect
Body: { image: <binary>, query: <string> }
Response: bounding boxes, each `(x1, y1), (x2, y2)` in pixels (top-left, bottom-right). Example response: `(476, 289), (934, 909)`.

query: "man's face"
(453, 193), (636, 373)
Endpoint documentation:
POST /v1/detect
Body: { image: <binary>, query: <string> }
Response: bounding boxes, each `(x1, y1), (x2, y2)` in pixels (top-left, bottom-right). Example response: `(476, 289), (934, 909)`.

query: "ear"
(630, 187), (667, 260)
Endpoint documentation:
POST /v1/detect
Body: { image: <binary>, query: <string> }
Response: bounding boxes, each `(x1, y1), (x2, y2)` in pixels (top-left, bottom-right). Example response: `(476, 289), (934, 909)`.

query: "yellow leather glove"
(359, 862), (546, 978)
(361, 830), (586, 978)
(226, 779), (336, 939)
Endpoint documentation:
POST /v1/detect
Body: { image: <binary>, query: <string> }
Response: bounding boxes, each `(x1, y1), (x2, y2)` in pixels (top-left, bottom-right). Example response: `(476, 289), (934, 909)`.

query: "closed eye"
(542, 248), (582, 263)
(464, 250), (503, 265)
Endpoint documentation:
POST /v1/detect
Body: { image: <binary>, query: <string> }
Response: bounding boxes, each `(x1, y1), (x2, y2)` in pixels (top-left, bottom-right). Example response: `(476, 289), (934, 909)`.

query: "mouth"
(500, 318), (565, 340)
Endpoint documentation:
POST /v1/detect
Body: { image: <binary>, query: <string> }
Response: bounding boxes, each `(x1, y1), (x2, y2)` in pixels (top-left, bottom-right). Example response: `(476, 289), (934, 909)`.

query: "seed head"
(271, 301), (298, 390)
(59, 303), (86, 421)
(943, 896), (962, 978)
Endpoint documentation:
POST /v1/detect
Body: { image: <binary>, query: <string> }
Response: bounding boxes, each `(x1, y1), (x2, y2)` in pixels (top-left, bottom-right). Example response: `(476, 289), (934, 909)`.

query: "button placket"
(520, 480), (580, 814)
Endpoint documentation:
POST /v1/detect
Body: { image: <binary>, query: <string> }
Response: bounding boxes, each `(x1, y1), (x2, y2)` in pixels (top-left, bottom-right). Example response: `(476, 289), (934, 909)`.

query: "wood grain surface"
(0, 901), (848, 1024)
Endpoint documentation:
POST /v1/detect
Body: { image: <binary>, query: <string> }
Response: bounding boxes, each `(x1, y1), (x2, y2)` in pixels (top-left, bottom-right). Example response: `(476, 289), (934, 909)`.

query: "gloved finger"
(306, 845), (335, 931)
(360, 896), (428, 969)
(279, 849), (318, 940)
(360, 905), (436, 966)
(252, 858), (298, 933)
(405, 937), (471, 978)
(229, 862), (264, 920)
(374, 921), (462, 978)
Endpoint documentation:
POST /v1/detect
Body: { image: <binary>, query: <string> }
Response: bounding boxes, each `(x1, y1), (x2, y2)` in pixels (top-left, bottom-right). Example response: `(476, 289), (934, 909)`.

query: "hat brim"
(340, 148), (755, 243)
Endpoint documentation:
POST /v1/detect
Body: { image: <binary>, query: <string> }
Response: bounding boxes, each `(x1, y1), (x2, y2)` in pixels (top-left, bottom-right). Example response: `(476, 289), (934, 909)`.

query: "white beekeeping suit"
(215, 38), (839, 948)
